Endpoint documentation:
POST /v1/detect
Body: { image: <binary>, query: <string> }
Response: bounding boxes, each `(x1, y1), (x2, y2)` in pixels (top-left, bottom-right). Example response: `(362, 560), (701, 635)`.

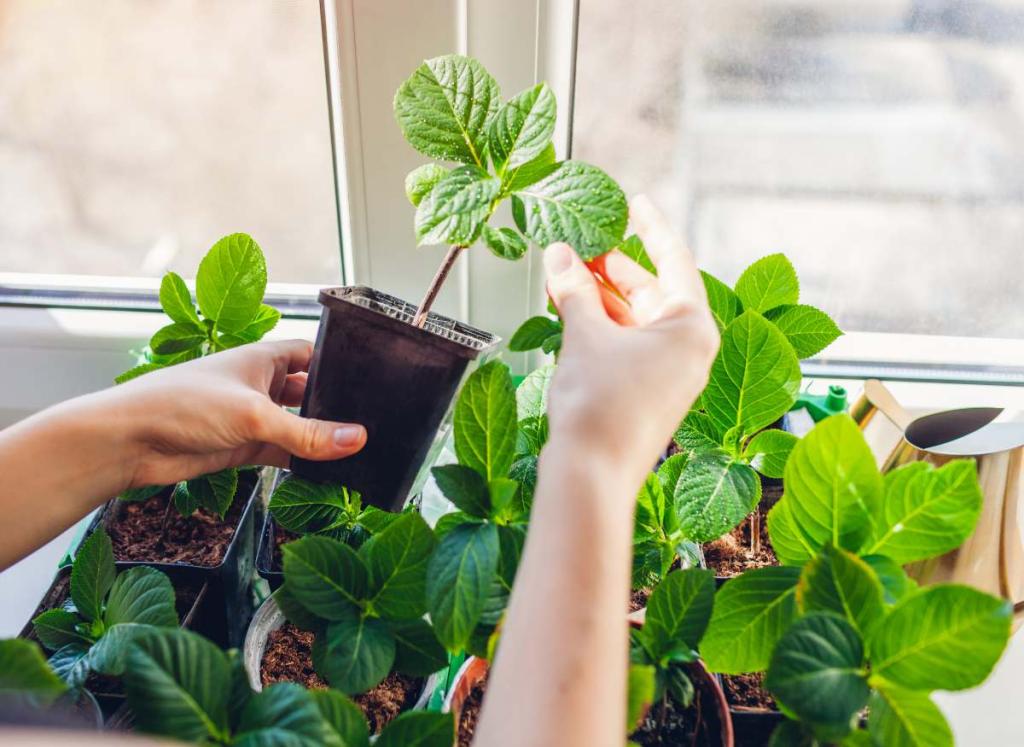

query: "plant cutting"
(122, 627), (453, 746)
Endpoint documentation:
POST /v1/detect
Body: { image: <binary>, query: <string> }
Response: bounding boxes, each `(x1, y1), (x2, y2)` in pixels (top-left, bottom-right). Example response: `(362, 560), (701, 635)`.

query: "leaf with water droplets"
(415, 166), (500, 246)
(488, 83), (556, 171)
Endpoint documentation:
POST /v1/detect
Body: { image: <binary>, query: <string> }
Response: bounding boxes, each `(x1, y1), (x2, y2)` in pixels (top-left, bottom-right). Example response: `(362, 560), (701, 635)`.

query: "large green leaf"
(376, 711), (454, 747)
(766, 499), (817, 566)
(425, 523), (501, 650)
(735, 254), (800, 313)
(150, 321), (206, 355)
(482, 225), (528, 260)
(360, 512), (436, 620)
(104, 566), (178, 627)
(700, 566), (801, 674)
(453, 360), (517, 481)
(778, 415), (881, 556)
(861, 555), (917, 605)
(869, 685), (952, 747)
(186, 468), (238, 519)
(233, 682), (328, 747)
(797, 545), (885, 638)
(701, 271), (742, 332)
(88, 622), (160, 676)
(868, 584), (1011, 691)
(283, 536), (368, 620)
(503, 142), (558, 194)
(673, 411), (723, 453)
(71, 528), (116, 622)
(431, 464), (491, 519)
(269, 476), (354, 534)
(159, 271), (200, 325)
(0, 639), (67, 705)
(508, 316), (561, 353)
(864, 460), (983, 564)
(744, 429), (798, 479)
(765, 304), (842, 359)
(124, 628), (231, 743)
(405, 163), (449, 207)
(32, 609), (90, 651)
(488, 82), (556, 171)
(702, 312), (801, 437)
(673, 449), (761, 543)
(219, 303), (281, 347)
(272, 583), (322, 632)
(641, 569), (715, 661)
(393, 54), (500, 166)
(619, 234), (656, 275)
(48, 644), (90, 689)
(195, 233), (267, 333)
(516, 364), (555, 422)
(388, 618), (448, 677)
(414, 165), (500, 246)
(765, 613), (868, 740)
(512, 160), (628, 260)
(316, 611), (396, 695)
(311, 689), (371, 747)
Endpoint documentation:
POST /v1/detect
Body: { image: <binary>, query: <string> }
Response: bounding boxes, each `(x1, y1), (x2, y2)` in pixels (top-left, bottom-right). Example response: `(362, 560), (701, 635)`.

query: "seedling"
(268, 474), (400, 546)
(32, 528), (178, 688)
(116, 234), (279, 521)
(631, 455), (702, 589)
(122, 627), (453, 746)
(394, 54), (630, 326)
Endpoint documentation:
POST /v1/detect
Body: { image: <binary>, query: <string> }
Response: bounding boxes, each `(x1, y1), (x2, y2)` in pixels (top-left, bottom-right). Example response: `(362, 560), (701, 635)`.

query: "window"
(573, 0), (1024, 341)
(0, 0), (339, 286)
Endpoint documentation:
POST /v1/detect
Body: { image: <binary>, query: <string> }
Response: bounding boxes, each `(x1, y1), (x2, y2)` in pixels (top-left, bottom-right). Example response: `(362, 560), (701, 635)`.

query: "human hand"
(109, 339), (366, 488)
(542, 195), (719, 487)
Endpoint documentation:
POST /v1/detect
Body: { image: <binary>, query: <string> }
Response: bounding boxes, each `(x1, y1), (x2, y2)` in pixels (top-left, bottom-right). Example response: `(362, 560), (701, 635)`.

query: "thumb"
(544, 243), (604, 327)
(258, 405), (367, 461)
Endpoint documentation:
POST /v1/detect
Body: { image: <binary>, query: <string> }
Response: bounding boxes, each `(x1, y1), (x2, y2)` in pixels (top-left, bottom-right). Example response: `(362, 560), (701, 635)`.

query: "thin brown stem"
(412, 244), (466, 327)
(157, 496), (175, 545)
(750, 510), (762, 555)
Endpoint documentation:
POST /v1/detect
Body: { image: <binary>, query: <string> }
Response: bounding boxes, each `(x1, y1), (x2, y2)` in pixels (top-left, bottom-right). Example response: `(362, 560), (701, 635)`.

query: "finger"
(629, 195), (706, 308)
(256, 404), (367, 461)
(248, 444), (293, 469)
(590, 250), (665, 325)
(597, 281), (635, 326)
(544, 243), (608, 329)
(266, 339), (316, 375)
(276, 372), (308, 407)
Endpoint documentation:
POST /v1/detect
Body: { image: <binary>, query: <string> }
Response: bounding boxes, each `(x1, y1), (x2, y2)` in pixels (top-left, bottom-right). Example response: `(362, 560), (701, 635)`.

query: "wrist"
(537, 432), (649, 518)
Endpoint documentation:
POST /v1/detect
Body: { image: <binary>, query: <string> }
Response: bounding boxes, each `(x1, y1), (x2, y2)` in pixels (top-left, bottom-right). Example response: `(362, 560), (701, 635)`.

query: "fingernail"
(333, 424), (364, 447)
(544, 243), (574, 275)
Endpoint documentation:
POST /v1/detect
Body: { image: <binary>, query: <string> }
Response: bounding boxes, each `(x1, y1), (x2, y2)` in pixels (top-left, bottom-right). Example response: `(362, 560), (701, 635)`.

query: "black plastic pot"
(256, 512), (285, 591)
(728, 706), (783, 746)
(78, 470), (261, 647)
(291, 287), (499, 512)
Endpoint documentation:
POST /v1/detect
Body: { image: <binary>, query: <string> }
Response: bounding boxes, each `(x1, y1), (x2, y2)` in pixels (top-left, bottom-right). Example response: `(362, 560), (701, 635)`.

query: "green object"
(793, 384), (849, 422)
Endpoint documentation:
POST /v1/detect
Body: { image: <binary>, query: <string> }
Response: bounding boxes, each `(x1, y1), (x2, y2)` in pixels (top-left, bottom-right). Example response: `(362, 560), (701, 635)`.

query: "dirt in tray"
(630, 683), (723, 746)
(260, 623), (422, 734)
(457, 673), (488, 747)
(271, 526), (301, 571)
(630, 588), (652, 612)
(723, 671), (776, 711)
(704, 511), (777, 578)
(107, 488), (245, 567)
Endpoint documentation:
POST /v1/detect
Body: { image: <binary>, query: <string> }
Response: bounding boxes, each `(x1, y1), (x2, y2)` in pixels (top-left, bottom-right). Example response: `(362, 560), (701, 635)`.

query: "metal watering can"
(852, 380), (1024, 628)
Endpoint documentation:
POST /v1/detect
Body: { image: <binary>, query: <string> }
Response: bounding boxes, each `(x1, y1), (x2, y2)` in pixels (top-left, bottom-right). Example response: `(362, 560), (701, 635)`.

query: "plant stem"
(750, 510), (761, 555)
(412, 244), (466, 328)
(157, 496), (175, 545)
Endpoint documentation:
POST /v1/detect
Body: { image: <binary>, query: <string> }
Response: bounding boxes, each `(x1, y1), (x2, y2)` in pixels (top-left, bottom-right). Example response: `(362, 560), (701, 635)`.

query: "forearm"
(475, 435), (645, 747)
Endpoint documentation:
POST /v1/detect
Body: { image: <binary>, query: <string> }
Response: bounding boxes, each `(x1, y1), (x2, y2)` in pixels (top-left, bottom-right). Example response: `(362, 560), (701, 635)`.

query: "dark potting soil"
(260, 623), (422, 734)
(107, 490), (246, 566)
(630, 687), (723, 746)
(630, 588), (652, 612)
(723, 672), (776, 711)
(704, 512), (777, 578)
(457, 673), (489, 747)
(271, 526), (300, 571)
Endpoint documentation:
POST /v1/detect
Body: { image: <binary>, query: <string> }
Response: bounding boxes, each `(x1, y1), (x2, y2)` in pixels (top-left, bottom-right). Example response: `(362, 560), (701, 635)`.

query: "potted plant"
(0, 638), (102, 730)
(292, 53), (635, 512)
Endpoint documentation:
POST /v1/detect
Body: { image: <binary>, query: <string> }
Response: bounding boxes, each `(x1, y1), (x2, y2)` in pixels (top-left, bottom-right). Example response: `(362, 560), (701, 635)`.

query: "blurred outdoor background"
(2, 1), (1023, 338)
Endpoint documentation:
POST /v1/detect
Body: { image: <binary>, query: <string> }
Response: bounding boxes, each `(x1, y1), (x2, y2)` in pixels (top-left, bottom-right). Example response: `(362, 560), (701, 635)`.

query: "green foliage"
(508, 316), (562, 353)
(269, 475), (385, 549)
(405, 163), (449, 207)
(735, 254), (800, 313)
(796, 544), (884, 638)
(673, 450), (761, 543)
(0, 638), (67, 706)
(453, 360), (518, 482)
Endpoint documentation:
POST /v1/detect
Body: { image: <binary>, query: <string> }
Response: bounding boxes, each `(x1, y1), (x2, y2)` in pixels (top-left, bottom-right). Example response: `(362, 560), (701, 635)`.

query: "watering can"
(852, 380), (1024, 627)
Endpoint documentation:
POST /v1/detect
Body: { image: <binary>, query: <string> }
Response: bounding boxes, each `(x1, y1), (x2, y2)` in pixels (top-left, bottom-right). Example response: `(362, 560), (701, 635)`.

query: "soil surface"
(630, 588), (652, 612)
(630, 684), (722, 746)
(704, 511), (778, 578)
(260, 623), (422, 733)
(107, 485), (247, 566)
(271, 525), (300, 571)
(457, 674), (488, 747)
(723, 672), (777, 711)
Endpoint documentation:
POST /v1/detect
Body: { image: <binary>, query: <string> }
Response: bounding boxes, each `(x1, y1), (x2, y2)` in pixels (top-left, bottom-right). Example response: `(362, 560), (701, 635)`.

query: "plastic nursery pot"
(292, 287), (500, 512)
(255, 512), (285, 591)
(442, 655), (489, 745)
(78, 469), (261, 648)
(726, 703), (783, 747)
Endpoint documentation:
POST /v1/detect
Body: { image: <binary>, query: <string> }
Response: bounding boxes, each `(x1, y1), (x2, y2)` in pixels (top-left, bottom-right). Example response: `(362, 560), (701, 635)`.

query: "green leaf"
(72, 528), (116, 622)
(119, 484), (165, 503)
(159, 272), (200, 325)
(766, 499), (817, 567)
(701, 271), (742, 332)
(33, 609), (90, 651)
(173, 482), (200, 517)
(104, 566), (177, 627)
(516, 364), (554, 422)
(115, 362), (163, 384)
(765, 613), (868, 740)
(861, 555), (917, 605)
(540, 332), (562, 354)
(777, 415), (881, 556)
(414, 165), (501, 246)
(627, 664), (656, 732)
(768, 720), (818, 747)
(513, 160), (628, 260)
(195, 233), (267, 333)
(393, 54), (500, 166)
(864, 460), (983, 565)
(377, 711), (455, 747)
(389, 618), (448, 677)
(797, 545), (885, 638)
(283, 535), (368, 620)
(869, 685), (953, 747)
(311, 689), (371, 747)
(488, 82), (556, 171)
(673, 449), (761, 543)
(642, 569), (715, 660)
(453, 360), (518, 481)
(233, 682), (328, 747)
(635, 473), (670, 541)
(673, 411), (723, 453)
(735, 254), (800, 313)
(482, 225), (529, 260)
(48, 644), (90, 689)
(504, 142), (558, 194)
(426, 523), (501, 651)
(219, 304), (281, 347)
(186, 468), (238, 519)
(868, 584), (1011, 691)
(703, 312), (801, 437)
(270, 475), (353, 534)
(766, 304), (841, 359)
(744, 429), (798, 479)
(124, 628), (231, 743)
(88, 622), (161, 676)
(508, 317), (562, 353)
(431, 464), (491, 519)
(150, 321), (206, 355)
(618, 234), (656, 275)
(405, 163), (449, 207)
(701, 566), (801, 674)
(272, 584), (322, 632)
(316, 611), (396, 694)
(361, 512), (436, 620)
(0, 639), (67, 705)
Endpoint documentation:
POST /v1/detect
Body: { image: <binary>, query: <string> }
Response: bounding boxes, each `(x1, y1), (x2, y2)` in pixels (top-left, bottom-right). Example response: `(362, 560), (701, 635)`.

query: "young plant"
(115, 233), (279, 520)
(0, 638), (68, 707)
(631, 455), (702, 589)
(426, 360), (531, 656)
(394, 54), (630, 325)
(32, 528), (178, 688)
(269, 474), (399, 546)
(122, 627), (453, 746)
(274, 512), (448, 695)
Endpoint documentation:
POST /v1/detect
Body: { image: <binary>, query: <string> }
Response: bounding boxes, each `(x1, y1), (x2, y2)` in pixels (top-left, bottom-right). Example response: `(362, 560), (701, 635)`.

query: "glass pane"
(0, 0), (339, 285)
(574, 0), (1024, 339)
